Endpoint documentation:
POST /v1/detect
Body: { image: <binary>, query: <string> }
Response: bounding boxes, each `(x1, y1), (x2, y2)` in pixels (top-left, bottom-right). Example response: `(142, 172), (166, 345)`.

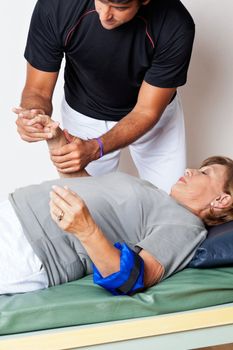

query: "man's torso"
(25, 0), (194, 120)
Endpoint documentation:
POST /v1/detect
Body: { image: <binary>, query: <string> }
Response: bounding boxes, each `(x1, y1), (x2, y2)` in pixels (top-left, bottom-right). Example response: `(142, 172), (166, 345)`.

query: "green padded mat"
(1, 267), (233, 335)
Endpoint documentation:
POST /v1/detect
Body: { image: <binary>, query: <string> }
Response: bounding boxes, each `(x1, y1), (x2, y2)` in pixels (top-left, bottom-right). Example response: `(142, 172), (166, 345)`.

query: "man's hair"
(201, 156), (233, 226)
(107, 0), (145, 3)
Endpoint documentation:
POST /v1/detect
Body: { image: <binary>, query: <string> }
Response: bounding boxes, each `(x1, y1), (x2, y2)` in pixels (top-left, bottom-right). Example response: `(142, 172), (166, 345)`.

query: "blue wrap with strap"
(93, 242), (144, 295)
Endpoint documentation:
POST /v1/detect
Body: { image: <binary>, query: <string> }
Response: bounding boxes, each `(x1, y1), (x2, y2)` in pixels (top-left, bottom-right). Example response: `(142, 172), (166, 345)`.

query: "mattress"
(1, 267), (233, 335)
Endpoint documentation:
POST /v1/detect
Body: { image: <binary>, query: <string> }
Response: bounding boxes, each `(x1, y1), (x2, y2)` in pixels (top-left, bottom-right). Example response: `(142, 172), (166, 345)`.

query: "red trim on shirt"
(65, 10), (96, 47)
(137, 16), (155, 49)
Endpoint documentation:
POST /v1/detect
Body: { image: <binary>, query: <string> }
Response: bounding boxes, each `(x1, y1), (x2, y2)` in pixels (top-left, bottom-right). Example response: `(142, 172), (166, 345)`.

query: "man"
(14, 0), (195, 192)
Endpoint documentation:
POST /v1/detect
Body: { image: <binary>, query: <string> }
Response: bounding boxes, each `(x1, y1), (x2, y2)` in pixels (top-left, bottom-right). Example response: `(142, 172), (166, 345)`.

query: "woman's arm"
(50, 185), (164, 288)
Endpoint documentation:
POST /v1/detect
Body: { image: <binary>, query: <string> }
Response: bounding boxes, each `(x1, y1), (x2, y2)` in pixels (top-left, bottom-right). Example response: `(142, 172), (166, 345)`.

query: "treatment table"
(1, 267), (233, 350)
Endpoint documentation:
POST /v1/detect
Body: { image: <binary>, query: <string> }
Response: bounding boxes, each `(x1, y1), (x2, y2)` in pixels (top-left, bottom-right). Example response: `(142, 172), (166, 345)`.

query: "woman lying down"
(1, 116), (233, 295)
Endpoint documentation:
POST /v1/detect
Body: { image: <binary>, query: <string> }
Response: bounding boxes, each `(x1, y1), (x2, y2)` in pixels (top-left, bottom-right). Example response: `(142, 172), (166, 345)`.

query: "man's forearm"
(100, 109), (160, 154)
(49, 85), (175, 173)
(21, 89), (53, 116)
(97, 84), (176, 156)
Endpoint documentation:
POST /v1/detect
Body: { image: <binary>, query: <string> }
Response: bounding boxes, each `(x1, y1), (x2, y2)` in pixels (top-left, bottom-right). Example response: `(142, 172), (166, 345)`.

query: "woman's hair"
(201, 156), (233, 226)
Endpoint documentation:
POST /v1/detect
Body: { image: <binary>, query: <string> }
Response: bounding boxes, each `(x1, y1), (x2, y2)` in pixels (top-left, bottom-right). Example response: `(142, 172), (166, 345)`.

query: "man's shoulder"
(168, 0), (194, 29)
(144, 0), (194, 29)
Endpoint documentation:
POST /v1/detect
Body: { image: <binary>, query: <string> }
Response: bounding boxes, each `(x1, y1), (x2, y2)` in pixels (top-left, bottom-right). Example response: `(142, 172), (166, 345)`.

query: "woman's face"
(170, 164), (228, 215)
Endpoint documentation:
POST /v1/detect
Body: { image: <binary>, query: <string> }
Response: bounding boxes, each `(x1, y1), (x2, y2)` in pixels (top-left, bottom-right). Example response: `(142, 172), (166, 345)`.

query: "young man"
(14, 0), (195, 192)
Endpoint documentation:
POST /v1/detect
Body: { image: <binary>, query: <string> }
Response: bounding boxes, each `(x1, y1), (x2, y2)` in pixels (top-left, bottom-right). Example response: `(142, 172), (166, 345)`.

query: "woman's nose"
(184, 168), (192, 176)
(184, 168), (200, 176)
(184, 168), (199, 177)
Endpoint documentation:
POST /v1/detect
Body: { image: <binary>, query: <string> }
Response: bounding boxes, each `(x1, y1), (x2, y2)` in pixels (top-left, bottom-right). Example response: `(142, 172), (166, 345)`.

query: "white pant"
(61, 95), (186, 193)
(0, 200), (48, 294)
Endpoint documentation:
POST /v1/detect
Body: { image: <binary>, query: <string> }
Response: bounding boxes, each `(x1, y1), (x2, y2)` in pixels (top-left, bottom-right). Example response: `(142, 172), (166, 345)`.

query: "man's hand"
(50, 134), (100, 173)
(13, 107), (56, 142)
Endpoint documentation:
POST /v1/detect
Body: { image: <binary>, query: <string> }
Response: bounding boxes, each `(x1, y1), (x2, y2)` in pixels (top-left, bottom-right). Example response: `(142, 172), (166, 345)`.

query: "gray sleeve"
(136, 224), (207, 280)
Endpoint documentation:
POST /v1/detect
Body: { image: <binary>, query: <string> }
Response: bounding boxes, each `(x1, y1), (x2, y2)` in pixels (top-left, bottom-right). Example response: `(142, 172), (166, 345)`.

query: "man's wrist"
(88, 138), (104, 161)
(95, 137), (104, 158)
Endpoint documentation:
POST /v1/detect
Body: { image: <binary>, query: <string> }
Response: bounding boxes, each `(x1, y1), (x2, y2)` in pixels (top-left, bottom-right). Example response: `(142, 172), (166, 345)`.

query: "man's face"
(170, 164), (228, 212)
(95, 0), (141, 30)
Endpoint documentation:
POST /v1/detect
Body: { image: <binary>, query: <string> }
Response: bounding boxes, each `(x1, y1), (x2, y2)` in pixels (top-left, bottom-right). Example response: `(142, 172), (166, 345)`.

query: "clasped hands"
(13, 107), (98, 173)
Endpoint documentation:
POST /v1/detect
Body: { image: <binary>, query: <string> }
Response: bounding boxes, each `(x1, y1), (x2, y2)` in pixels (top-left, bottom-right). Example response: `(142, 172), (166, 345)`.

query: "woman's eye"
(201, 171), (207, 175)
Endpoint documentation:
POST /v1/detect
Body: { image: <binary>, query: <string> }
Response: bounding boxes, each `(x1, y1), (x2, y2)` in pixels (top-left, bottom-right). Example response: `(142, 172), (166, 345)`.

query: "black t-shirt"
(24, 0), (195, 121)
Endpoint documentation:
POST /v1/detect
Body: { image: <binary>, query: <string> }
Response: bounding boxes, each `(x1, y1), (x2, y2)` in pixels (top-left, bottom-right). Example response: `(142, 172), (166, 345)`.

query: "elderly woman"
(2, 117), (233, 295)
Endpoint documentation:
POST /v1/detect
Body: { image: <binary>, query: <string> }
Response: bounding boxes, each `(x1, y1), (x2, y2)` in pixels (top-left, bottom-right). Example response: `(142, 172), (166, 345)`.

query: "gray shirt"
(9, 173), (207, 287)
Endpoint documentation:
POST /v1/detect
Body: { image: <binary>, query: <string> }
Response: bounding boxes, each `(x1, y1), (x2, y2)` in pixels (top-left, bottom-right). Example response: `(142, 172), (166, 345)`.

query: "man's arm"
(50, 185), (164, 288)
(13, 63), (59, 142)
(50, 82), (176, 174)
(101, 82), (176, 153)
(29, 114), (89, 178)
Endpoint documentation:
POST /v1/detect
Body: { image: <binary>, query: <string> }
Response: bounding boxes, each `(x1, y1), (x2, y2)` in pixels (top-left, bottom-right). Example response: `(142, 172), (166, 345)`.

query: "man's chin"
(100, 21), (121, 30)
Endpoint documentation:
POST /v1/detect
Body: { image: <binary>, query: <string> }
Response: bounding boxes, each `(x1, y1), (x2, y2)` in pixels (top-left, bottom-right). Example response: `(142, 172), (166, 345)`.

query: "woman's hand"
(13, 107), (59, 142)
(49, 185), (98, 241)
(50, 184), (122, 277)
(28, 114), (60, 139)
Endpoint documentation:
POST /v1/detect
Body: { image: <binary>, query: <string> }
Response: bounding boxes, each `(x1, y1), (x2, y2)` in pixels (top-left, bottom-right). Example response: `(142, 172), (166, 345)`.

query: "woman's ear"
(212, 193), (232, 210)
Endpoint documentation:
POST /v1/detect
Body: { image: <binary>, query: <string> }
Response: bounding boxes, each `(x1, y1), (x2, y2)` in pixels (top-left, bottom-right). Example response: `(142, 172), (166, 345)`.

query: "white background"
(0, 0), (233, 199)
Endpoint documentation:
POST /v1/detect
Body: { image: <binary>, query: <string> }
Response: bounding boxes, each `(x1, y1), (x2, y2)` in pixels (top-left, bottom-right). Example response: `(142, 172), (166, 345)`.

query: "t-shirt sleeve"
(144, 23), (195, 88)
(136, 223), (206, 280)
(24, 0), (64, 72)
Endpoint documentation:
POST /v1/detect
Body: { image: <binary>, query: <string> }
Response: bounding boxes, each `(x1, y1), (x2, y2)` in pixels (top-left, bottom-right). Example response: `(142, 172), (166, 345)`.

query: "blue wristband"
(95, 137), (104, 158)
(93, 242), (144, 296)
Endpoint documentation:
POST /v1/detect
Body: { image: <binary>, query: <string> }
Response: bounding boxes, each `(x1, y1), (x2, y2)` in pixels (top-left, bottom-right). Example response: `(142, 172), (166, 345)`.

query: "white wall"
(181, 0), (233, 167)
(0, 0), (62, 200)
(0, 0), (233, 199)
